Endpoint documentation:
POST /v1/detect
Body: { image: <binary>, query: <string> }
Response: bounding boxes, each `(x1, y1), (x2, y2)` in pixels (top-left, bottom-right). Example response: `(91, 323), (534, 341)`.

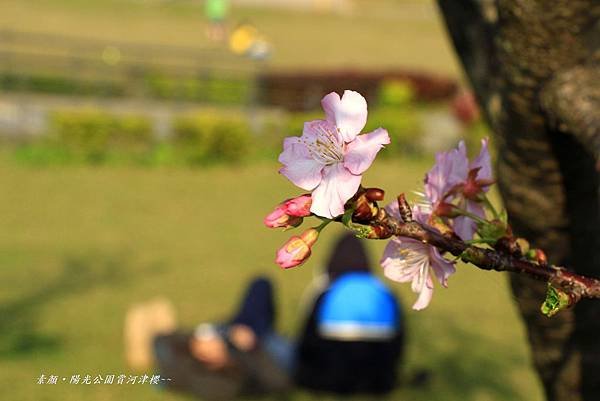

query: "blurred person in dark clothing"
(294, 233), (405, 395)
(151, 278), (291, 400)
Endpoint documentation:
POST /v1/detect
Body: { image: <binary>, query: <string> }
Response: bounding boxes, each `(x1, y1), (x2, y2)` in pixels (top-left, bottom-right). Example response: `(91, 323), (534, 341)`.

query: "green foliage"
(11, 109), (254, 167)
(0, 72), (253, 105)
(8, 102), (489, 168)
(365, 107), (422, 158)
(378, 79), (415, 108)
(541, 284), (571, 317)
(145, 75), (204, 101)
(477, 219), (508, 244)
(172, 112), (251, 164)
(48, 109), (154, 164)
(0, 73), (124, 97)
(145, 74), (253, 104)
(13, 144), (72, 166)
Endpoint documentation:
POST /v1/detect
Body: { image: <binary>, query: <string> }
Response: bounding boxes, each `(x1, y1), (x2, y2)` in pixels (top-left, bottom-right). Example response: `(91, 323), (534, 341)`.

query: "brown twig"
(361, 194), (600, 306)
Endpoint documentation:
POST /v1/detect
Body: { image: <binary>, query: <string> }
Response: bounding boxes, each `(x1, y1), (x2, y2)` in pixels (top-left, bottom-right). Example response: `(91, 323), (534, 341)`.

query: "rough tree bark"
(435, 1), (600, 400)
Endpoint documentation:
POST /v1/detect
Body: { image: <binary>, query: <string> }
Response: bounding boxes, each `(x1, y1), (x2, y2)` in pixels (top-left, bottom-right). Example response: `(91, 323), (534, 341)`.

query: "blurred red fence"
(257, 69), (458, 111)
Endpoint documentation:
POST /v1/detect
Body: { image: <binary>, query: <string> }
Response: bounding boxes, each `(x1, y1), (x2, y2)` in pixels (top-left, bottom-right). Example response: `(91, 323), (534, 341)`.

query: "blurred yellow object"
(229, 24), (258, 55)
(124, 297), (177, 371)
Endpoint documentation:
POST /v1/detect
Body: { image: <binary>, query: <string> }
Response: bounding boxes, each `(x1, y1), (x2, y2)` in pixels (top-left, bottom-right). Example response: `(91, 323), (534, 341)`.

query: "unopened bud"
(300, 228), (319, 247)
(284, 194), (312, 217)
(535, 249), (548, 267)
(365, 188), (385, 202)
(397, 193), (413, 222)
(353, 193), (378, 222)
(516, 238), (530, 254)
(264, 206), (303, 229)
(275, 236), (312, 269)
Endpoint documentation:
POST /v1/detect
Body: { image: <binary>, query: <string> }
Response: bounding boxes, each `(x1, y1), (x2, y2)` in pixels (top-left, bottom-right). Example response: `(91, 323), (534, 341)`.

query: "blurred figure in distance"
(205, 0), (230, 42)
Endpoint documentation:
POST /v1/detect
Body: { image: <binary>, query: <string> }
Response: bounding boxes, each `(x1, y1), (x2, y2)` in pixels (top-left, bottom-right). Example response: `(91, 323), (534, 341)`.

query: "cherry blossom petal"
(471, 138), (492, 183)
(384, 201), (402, 222)
(278, 138), (324, 191)
(381, 239), (422, 283)
(457, 140), (468, 160)
(425, 146), (468, 205)
(412, 275), (434, 311)
(321, 90), (368, 142)
(310, 164), (361, 218)
(383, 262), (417, 283)
(429, 248), (456, 287)
(343, 128), (390, 175)
(453, 200), (485, 241)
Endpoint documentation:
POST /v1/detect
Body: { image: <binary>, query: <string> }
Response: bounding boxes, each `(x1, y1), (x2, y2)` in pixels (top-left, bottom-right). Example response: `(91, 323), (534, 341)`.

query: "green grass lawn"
(0, 0), (460, 75)
(0, 159), (544, 401)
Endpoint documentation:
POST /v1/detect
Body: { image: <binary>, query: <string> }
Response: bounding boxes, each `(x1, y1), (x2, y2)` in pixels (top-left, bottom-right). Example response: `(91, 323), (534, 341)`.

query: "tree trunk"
(436, 1), (600, 400)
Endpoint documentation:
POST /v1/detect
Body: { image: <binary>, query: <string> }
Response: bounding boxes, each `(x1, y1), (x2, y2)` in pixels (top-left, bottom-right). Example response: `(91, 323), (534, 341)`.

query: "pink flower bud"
(264, 206), (303, 229)
(275, 236), (312, 269)
(300, 228), (319, 247)
(284, 195), (312, 217)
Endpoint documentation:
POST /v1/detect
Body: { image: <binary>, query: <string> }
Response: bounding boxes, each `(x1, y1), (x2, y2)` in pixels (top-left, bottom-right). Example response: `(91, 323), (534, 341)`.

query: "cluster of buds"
(347, 187), (397, 240)
(266, 188), (389, 269)
(352, 187), (385, 223)
(264, 194), (326, 269)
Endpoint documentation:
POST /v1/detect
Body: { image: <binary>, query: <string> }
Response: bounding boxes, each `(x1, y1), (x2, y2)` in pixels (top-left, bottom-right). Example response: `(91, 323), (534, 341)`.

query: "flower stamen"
(303, 124), (344, 165)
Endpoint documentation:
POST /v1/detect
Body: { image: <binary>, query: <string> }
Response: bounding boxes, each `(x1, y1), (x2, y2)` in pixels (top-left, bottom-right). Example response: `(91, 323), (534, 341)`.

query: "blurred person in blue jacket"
(294, 233), (405, 395)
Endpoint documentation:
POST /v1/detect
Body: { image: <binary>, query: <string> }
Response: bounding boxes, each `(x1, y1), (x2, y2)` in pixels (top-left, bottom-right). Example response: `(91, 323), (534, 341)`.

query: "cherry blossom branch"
(267, 89), (599, 315)
(358, 194), (600, 310)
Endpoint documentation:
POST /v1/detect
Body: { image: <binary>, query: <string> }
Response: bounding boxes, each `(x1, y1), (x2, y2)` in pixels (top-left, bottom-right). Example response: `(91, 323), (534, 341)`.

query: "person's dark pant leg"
(229, 276), (275, 338)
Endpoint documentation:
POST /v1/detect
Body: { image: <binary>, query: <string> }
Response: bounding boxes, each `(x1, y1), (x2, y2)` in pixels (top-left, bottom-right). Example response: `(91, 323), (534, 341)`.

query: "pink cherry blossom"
(424, 143), (468, 207)
(380, 203), (456, 310)
(423, 139), (492, 240)
(452, 139), (492, 240)
(278, 90), (390, 219)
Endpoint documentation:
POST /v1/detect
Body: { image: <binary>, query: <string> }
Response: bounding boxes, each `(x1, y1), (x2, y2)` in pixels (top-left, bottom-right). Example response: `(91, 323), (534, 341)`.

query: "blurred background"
(0, 1), (543, 400)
